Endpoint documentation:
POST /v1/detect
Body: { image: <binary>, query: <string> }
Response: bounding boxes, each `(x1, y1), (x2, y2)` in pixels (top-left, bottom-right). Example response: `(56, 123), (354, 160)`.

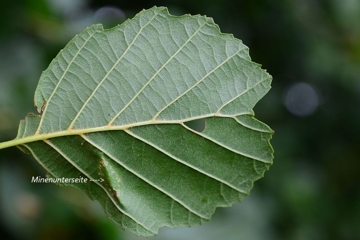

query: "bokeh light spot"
(93, 6), (126, 27)
(284, 82), (319, 117)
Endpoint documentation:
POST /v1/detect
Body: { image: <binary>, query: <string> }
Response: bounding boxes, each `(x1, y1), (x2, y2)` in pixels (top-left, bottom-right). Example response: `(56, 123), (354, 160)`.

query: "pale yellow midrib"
(0, 122), (149, 149)
(0, 115), (213, 149)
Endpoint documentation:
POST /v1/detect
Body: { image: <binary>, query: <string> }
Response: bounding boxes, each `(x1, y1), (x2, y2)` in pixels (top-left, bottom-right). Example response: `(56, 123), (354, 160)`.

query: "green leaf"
(0, 6), (273, 236)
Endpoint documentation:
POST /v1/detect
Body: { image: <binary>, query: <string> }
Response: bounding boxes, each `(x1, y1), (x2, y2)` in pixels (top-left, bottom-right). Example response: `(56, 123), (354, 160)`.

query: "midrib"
(0, 115), (214, 149)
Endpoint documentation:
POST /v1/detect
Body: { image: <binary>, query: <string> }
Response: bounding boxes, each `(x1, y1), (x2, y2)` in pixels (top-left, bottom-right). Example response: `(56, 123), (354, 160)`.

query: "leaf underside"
(15, 6), (273, 236)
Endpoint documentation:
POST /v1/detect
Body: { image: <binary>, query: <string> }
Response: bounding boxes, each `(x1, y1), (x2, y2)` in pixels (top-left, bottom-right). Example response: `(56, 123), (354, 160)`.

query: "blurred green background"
(1, 0), (359, 239)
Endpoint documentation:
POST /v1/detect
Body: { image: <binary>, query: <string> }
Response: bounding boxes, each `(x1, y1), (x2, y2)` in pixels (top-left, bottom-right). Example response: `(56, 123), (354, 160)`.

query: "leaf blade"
(6, 6), (274, 236)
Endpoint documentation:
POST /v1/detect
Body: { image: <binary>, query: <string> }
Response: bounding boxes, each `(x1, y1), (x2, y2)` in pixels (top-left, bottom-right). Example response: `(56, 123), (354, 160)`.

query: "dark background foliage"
(1, 0), (359, 239)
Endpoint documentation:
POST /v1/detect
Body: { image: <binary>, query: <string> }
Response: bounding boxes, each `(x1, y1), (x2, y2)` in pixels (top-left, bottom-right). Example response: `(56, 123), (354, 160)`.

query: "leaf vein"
(68, 11), (161, 130)
(82, 133), (208, 219)
(153, 48), (246, 120)
(36, 31), (97, 134)
(234, 117), (273, 133)
(217, 76), (272, 114)
(44, 139), (154, 233)
(181, 122), (270, 163)
(125, 129), (248, 194)
(109, 18), (210, 125)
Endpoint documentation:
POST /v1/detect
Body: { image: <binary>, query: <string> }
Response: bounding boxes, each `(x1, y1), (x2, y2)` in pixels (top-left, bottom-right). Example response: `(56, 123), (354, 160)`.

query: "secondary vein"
(83, 133), (209, 219)
(108, 18), (210, 126)
(36, 29), (97, 135)
(45, 139), (155, 233)
(68, 11), (161, 130)
(153, 48), (245, 120)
